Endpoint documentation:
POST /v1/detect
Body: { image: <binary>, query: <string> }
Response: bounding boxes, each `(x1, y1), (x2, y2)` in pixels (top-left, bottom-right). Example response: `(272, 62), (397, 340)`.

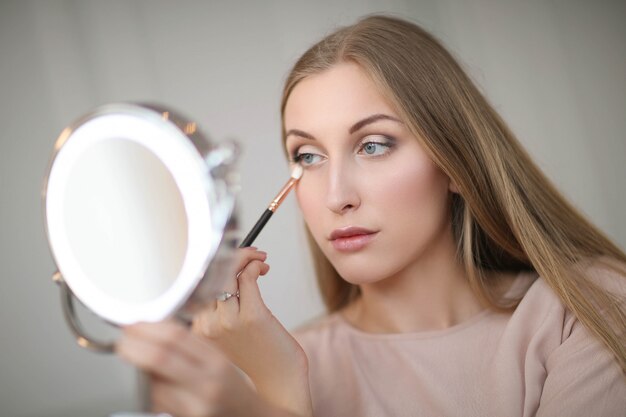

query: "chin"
(340, 274), (384, 287)
(318, 239), (398, 285)
(330, 258), (393, 286)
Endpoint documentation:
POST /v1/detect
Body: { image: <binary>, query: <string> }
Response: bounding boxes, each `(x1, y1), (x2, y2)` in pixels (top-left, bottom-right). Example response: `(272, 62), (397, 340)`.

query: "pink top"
(293, 270), (626, 417)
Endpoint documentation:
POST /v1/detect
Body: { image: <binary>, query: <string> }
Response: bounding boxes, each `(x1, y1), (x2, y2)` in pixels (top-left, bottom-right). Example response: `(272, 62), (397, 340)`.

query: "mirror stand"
(53, 271), (115, 352)
(53, 271), (160, 414)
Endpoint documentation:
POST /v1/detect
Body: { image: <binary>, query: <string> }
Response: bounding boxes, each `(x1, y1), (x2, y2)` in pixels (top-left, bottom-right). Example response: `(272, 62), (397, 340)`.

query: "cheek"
(295, 177), (324, 231)
(369, 154), (450, 218)
(367, 154), (452, 266)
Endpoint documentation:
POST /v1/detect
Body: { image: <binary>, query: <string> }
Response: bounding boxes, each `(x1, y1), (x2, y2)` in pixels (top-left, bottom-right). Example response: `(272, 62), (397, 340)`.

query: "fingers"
(116, 319), (265, 417)
(151, 376), (215, 417)
(220, 247), (268, 308)
(237, 259), (270, 318)
(117, 332), (199, 386)
(116, 320), (224, 384)
(123, 320), (209, 363)
(192, 248), (270, 341)
(199, 247), (268, 316)
(215, 249), (268, 316)
(235, 247), (267, 277)
(149, 364), (259, 417)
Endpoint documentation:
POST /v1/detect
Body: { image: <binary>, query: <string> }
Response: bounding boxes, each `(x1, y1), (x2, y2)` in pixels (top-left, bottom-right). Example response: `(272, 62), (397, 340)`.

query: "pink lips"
(329, 226), (378, 252)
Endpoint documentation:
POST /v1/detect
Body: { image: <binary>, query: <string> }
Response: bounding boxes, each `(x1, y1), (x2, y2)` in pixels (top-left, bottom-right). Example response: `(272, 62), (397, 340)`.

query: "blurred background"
(1, 1), (625, 416)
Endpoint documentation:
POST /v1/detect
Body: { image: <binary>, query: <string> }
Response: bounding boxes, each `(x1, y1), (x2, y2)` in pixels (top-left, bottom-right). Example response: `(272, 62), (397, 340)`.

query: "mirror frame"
(42, 103), (240, 351)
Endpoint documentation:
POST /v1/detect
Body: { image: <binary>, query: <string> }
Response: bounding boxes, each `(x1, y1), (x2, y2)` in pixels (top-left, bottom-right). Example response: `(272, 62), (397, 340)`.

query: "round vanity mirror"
(42, 103), (240, 351)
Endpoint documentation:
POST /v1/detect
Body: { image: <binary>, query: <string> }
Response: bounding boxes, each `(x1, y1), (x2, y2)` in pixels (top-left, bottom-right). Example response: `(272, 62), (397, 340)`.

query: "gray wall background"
(1, 1), (625, 416)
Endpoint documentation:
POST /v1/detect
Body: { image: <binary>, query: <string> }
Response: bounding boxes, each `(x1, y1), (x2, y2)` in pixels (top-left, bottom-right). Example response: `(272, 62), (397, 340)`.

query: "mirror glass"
(63, 138), (188, 303)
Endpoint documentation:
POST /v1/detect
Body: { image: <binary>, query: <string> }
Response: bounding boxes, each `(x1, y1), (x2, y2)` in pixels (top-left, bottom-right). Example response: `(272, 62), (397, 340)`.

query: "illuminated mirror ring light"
(43, 104), (239, 343)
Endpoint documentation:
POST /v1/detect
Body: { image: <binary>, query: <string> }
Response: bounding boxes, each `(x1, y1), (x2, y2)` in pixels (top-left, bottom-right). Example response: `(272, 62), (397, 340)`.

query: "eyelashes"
(291, 152), (322, 166)
(289, 135), (396, 167)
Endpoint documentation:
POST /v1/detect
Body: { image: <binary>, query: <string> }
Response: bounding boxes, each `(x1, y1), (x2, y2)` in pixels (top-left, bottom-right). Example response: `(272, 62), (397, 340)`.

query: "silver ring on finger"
(216, 290), (240, 302)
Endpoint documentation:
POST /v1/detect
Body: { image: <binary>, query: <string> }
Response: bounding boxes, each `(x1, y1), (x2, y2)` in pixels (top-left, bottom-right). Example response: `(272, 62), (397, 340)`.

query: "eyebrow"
(349, 114), (402, 134)
(285, 113), (402, 141)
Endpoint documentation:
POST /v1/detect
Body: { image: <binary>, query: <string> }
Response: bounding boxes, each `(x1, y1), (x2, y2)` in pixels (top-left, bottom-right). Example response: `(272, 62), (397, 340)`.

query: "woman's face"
(284, 62), (456, 285)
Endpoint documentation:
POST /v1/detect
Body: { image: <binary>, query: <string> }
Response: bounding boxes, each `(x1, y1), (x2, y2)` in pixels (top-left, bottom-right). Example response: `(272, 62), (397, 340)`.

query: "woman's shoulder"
(514, 256), (626, 310)
(505, 258), (625, 378)
(576, 255), (626, 297)
(515, 258), (626, 415)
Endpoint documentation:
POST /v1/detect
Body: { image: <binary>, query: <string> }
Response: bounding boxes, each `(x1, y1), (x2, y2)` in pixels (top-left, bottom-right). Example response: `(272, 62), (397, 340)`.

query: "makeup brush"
(239, 165), (304, 248)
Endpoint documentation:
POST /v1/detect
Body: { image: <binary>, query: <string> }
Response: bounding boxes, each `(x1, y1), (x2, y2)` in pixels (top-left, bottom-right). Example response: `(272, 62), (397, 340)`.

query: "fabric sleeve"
(536, 265), (626, 416)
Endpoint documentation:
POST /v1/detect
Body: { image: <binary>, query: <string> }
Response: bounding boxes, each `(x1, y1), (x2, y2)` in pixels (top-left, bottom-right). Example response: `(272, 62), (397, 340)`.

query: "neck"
(342, 228), (489, 334)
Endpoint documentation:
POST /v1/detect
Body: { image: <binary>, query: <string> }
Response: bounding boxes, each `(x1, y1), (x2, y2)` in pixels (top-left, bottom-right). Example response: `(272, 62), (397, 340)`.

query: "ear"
(449, 179), (460, 194)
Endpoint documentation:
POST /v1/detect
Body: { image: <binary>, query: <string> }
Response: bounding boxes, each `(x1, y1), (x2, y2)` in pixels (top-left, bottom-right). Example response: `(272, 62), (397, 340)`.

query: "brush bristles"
(291, 164), (303, 180)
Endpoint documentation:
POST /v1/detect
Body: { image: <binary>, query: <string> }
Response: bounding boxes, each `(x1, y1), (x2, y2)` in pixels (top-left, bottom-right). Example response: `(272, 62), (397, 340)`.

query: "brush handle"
(239, 209), (273, 248)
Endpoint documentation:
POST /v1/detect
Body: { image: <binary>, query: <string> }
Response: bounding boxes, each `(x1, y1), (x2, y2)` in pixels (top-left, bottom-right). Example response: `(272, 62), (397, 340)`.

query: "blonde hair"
(280, 15), (626, 372)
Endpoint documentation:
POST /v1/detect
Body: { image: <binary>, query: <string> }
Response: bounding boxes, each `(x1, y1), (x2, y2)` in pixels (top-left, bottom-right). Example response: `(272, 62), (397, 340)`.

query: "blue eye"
(293, 152), (323, 166)
(359, 140), (393, 156)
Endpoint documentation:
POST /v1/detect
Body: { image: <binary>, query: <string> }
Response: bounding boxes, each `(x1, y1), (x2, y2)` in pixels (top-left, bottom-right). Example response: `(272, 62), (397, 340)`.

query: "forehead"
(284, 62), (398, 130)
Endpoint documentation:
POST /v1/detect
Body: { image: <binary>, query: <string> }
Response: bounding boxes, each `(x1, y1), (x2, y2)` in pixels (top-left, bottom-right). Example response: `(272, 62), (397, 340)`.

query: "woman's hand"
(116, 319), (271, 417)
(191, 247), (313, 417)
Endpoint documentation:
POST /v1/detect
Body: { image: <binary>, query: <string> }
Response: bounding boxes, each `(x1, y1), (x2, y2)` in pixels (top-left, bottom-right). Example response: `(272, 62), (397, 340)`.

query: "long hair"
(280, 15), (626, 372)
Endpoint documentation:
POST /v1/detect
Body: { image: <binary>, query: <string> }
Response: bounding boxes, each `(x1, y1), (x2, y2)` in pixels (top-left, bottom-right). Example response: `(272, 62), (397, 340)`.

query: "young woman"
(116, 15), (626, 417)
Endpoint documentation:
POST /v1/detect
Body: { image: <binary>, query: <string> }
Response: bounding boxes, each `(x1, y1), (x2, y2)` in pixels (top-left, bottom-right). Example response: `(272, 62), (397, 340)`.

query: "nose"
(325, 159), (360, 214)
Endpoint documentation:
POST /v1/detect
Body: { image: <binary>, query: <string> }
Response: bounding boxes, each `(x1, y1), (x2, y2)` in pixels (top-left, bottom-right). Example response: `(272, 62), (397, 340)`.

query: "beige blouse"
(293, 270), (626, 417)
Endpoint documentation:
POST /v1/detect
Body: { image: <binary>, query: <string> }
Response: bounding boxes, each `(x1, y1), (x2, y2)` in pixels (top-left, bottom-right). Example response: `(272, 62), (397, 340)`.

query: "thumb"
(237, 259), (270, 316)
